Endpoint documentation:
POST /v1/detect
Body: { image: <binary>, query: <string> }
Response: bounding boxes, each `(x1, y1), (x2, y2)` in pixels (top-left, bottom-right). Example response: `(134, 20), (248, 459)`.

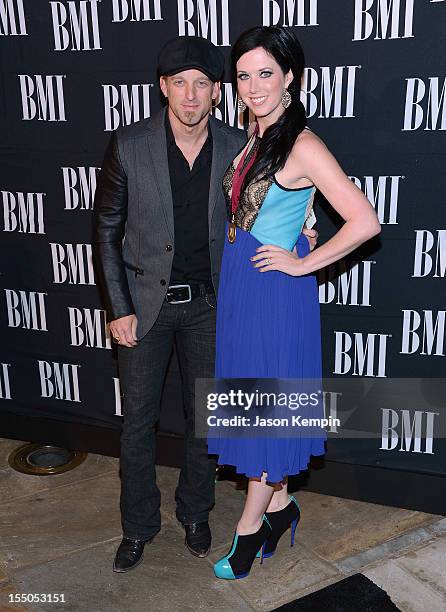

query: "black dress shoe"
(113, 537), (152, 573)
(184, 521), (211, 558)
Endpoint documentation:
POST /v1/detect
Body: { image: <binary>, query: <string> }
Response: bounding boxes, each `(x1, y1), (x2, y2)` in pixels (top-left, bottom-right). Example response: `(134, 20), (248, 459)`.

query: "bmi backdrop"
(1, 1), (445, 477)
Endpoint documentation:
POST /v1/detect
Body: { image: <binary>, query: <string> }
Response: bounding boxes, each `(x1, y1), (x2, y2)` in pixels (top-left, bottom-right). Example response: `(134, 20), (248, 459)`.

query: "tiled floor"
(0, 438), (445, 611)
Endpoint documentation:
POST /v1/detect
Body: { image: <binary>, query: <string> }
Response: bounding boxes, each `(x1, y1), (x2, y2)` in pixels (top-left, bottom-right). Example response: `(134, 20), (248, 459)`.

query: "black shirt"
(166, 115), (213, 285)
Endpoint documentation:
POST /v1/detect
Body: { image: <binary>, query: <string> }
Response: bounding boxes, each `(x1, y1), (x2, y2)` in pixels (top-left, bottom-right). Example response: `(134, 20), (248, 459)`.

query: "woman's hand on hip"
(250, 245), (307, 276)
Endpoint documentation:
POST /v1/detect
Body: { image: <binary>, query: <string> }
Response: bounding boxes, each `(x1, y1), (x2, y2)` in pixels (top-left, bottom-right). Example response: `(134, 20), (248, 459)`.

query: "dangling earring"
(238, 98), (247, 112)
(281, 89), (291, 109)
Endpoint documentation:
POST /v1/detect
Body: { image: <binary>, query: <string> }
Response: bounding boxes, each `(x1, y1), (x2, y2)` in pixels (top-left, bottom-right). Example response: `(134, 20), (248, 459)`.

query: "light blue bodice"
(250, 179), (316, 251)
(223, 131), (317, 251)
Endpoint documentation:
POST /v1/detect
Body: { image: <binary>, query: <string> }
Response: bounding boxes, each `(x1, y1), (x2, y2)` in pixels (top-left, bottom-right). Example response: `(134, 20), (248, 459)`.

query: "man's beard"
(179, 108), (210, 127)
(183, 110), (197, 123)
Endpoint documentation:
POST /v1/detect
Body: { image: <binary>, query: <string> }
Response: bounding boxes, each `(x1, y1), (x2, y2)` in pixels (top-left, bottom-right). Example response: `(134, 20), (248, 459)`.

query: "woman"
(207, 26), (381, 580)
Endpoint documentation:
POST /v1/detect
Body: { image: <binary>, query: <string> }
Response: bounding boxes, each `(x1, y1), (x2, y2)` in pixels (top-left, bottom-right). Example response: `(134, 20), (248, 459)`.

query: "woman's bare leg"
(266, 477), (290, 512)
(236, 472), (274, 535)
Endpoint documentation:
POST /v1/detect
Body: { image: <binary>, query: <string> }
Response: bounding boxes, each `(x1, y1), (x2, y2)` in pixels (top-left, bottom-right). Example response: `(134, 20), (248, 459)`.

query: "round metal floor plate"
(8, 443), (87, 475)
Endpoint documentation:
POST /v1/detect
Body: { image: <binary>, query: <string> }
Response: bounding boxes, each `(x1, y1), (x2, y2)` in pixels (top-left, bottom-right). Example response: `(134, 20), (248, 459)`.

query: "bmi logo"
(5, 290), (48, 331)
(301, 66), (360, 118)
(102, 84), (154, 131)
(334, 332), (390, 377)
(177, 0), (229, 46)
(0, 0), (26, 35)
(413, 230), (446, 278)
(19, 75), (66, 121)
(50, 0), (101, 51)
(0, 364), (12, 400)
(381, 409), (438, 453)
(38, 360), (81, 402)
(403, 77), (446, 131)
(112, 0), (162, 21)
(321, 391), (340, 433)
(318, 261), (374, 307)
(50, 243), (95, 285)
(2, 191), (45, 233)
(353, 0), (414, 40)
(62, 167), (100, 210)
(68, 307), (111, 349)
(350, 175), (403, 224)
(114, 377), (122, 416)
(401, 310), (445, 356)
(262, 0), (318, 27)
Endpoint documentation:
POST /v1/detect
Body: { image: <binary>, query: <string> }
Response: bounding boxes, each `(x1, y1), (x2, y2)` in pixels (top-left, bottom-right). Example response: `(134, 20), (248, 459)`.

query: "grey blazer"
(92, 107), (246, 340)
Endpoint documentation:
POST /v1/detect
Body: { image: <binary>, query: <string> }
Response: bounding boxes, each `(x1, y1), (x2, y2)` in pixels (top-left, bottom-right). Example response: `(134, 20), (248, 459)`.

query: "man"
(92, 36), (318, 573)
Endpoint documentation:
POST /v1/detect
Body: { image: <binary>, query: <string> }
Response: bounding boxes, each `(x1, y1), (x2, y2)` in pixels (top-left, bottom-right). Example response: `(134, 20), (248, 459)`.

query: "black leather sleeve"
(92, 130), (136, 321)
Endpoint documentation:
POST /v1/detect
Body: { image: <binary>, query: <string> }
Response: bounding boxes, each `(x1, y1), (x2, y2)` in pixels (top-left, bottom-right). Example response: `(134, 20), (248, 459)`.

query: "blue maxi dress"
(207, 138), (327, 483)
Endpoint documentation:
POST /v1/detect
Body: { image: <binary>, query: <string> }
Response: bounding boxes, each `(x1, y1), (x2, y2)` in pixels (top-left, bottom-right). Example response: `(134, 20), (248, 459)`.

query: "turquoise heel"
(213, 515), (271, 580)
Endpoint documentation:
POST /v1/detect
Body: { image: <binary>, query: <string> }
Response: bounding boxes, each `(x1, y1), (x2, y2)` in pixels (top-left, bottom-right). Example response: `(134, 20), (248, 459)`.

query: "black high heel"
(214, 515), (272, 579)
(257, 495), (301, 559)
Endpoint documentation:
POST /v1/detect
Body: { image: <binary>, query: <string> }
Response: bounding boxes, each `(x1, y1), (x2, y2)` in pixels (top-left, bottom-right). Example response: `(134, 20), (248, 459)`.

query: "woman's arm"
(293, 132), (381, 274)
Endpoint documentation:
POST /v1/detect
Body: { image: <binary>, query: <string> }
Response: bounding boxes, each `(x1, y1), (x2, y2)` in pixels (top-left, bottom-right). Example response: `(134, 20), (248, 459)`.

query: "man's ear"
(159, 76), (168, 98)
(212, 80), (221, 103)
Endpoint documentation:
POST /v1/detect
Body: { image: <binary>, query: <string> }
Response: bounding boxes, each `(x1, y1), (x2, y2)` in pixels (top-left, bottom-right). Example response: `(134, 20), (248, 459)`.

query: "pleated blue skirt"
(206, 225), (327, 483)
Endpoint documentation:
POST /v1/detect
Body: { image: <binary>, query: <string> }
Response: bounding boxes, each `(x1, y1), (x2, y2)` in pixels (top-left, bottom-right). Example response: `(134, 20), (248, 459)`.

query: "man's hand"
(302, 227), (319, 251)
(110, 314), (138, 347)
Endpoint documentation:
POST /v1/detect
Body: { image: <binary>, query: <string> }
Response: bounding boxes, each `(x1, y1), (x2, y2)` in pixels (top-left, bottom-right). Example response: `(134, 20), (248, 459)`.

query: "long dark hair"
(231, 26), (307, 187)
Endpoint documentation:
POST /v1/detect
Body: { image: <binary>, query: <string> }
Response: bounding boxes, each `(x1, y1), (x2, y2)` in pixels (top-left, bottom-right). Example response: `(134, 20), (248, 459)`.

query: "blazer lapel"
(145, 107), (174, 241)
(208, 115), (230, 228)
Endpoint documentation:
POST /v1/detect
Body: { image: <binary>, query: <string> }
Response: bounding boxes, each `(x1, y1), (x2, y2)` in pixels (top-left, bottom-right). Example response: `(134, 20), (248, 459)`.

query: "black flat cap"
(158, 36), (225, 82)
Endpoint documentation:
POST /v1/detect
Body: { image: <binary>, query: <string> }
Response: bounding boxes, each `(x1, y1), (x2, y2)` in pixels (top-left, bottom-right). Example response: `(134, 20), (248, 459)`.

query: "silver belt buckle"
(167, 284), (192, 304)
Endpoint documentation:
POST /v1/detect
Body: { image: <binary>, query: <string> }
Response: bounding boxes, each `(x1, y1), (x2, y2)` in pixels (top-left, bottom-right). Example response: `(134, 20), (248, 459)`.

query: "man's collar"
(165, 111), (177, 150)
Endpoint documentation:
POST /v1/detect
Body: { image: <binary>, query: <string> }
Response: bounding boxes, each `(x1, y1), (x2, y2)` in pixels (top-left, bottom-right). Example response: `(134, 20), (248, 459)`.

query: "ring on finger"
(266, 258), (272, 265)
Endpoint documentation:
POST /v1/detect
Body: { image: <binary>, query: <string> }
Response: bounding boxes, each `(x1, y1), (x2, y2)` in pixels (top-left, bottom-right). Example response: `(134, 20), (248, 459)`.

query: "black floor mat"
(273, 573), (401, 611)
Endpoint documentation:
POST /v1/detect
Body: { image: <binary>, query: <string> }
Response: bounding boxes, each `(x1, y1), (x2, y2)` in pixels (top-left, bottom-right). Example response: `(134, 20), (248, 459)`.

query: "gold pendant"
(228, 222), (236, 243)
(228, 215), (236, 243)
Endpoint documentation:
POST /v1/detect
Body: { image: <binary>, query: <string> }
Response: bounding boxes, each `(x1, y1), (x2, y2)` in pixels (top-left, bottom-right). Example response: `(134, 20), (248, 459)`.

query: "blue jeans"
(117, 292), (217, 540)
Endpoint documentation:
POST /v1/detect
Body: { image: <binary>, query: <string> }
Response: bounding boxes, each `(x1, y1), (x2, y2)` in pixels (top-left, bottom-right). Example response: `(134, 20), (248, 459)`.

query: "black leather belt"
(165, 283), (214, 304)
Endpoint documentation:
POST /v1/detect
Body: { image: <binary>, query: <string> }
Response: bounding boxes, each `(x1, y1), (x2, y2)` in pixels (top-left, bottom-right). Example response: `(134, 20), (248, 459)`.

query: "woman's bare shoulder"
(290, 127), (330, 162)
(296, 126), (325, 147)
